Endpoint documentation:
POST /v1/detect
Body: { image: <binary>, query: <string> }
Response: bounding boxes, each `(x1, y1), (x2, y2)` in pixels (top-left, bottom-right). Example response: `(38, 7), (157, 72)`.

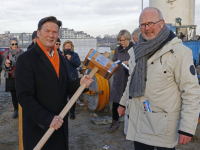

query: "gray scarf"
(9, 48), (18, 61)
(129, 25), (170, 98)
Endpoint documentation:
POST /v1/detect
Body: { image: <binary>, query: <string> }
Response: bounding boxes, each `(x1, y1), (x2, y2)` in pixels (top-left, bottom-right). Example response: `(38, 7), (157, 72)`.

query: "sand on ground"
(0, 71), (200, 150)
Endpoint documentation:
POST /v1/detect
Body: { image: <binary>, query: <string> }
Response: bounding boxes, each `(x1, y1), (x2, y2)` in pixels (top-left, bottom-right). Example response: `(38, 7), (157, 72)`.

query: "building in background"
(0, 28), (91, 47)
(60, 38), (97, 61)
(60, 28), (91, 39)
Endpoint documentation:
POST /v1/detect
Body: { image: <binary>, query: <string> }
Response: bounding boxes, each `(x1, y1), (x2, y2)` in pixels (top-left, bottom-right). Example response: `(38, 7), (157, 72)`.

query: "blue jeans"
(134, 141), (175, 150)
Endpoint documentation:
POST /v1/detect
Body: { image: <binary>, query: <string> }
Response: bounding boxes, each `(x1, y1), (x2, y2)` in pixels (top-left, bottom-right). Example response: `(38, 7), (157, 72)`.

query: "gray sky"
(0, 0), (200, 37)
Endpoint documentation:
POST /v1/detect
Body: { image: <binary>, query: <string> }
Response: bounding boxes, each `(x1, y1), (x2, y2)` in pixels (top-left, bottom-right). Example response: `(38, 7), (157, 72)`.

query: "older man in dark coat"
(15, 16), (93, 150)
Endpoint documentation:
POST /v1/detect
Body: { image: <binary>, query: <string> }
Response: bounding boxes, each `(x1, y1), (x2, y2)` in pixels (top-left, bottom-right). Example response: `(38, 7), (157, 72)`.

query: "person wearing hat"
(55, 38), (62, 54)
(27, 31), (38, 50)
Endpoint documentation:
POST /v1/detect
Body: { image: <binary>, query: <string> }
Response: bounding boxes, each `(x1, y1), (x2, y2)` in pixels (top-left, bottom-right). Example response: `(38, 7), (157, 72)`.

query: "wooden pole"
(19, 104), (24, 150)
(33, 67), (99, 150)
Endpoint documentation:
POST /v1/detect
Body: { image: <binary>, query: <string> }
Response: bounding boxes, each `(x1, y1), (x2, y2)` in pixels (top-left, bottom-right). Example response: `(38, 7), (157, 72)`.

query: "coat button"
(151, 62), (154, 64)
(164, 71), (166, 73)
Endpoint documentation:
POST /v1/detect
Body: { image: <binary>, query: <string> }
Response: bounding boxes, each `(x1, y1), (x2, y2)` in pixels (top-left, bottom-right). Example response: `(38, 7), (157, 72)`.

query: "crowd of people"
(0, 6), (200, 150)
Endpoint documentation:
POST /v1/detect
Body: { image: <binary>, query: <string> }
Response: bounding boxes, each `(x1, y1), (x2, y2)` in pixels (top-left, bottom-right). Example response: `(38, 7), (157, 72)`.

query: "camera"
(64, 49), (71, 56)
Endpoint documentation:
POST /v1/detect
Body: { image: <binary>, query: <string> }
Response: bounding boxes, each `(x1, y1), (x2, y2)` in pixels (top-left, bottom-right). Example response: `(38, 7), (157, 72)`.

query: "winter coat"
(57, 48), (62, 55)
(109, 44), (131, 103)
(15, 43), (81, 150)
(1, 49), (24, 91)
(27, 42), (34, 50)
(121, 47), (136, 135)
(64, 51), (81, 81)
(120, 37), (200, 148)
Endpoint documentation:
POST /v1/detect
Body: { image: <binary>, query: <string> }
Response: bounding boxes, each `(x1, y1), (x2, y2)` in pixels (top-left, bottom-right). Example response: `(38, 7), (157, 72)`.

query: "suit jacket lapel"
(34, 43), (58, 80)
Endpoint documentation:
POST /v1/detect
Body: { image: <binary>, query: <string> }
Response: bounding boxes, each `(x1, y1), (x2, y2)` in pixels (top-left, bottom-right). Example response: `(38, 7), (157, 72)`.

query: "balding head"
(140, 7), (163, 23)
(139, 7), (165, 41)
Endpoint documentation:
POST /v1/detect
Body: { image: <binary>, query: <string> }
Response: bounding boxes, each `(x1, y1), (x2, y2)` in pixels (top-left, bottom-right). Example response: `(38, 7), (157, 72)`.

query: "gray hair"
(9, 37), (18, 45)
(117, 29), (131, 41)
(132, 28), (141, 38)
(140, 7), (164, 22)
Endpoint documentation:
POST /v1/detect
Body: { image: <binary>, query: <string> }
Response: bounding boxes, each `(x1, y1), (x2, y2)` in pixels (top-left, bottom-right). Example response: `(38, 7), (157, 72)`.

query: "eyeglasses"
(119, 39), (126, 42)
(139, 19), (163, 29)
(11, 43), (18, 46)
(56, 43), (61, 45)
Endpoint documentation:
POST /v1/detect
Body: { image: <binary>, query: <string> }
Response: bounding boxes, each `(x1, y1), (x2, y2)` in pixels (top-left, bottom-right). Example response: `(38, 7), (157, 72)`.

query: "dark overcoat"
(64, 51), (81, 81)
(15, 43), (80, 150)
(109, 44), (132, 103)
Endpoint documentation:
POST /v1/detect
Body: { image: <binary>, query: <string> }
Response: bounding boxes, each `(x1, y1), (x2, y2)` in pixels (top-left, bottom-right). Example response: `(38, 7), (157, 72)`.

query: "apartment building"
(0, 29), (91, 46)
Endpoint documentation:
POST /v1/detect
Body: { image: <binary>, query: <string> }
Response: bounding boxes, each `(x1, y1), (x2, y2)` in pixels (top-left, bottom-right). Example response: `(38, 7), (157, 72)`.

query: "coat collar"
(150, 37), (182, 63)
(34, 43), (59, 80)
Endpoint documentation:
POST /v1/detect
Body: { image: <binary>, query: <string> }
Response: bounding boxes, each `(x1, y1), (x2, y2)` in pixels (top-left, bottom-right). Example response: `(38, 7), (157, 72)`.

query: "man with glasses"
(118, 7), (200, 150)
(55, 38), (62, 54)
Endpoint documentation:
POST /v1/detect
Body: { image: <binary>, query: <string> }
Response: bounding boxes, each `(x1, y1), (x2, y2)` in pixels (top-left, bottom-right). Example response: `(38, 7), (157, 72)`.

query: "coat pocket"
(140, 111), (168, 136)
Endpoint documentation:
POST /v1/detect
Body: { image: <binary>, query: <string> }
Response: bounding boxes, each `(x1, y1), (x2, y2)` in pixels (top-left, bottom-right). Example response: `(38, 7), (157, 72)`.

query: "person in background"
(118, 7), (200, 150)
(63, 40), (81, 119)
(122, 27), (141, 135)
(55, 38), (62, 54)
(27, 31), (38, 50)
(108, 29), (134, 132)
(15, 16), (93, 150)
(132, 27), (141, 44)
(1, 38), (24, 118)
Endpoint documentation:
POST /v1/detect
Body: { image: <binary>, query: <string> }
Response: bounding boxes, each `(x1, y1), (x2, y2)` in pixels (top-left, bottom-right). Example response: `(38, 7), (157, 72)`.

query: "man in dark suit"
(15, 16), (93, 150)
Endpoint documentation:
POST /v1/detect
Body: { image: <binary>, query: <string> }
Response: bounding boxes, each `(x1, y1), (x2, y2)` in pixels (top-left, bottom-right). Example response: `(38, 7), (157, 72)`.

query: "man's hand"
(80, 75), (94, 88)
(179, 134), (192, 145)
(118, 106), (126, 116)
(50, 116), (63, 130)
(66, 54), (71, 61)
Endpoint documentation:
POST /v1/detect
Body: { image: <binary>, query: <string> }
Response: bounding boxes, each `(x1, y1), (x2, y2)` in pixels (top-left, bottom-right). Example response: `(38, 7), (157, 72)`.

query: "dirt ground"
(0, 71), (200, 150)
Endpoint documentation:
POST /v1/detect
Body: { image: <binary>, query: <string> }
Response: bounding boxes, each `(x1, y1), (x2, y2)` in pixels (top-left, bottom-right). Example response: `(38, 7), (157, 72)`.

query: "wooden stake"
(33, 67), (99, 150)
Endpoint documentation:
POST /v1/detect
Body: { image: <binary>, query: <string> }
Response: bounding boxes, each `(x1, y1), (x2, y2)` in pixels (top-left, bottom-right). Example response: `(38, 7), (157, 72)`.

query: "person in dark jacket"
(15, 16), (93, 150)
(63, 40), (81, 119)
(108, 29), (133, 132)
(55, 38), (62, 54)
(1, 38), (24, 118)
(27, 30), (38, 50)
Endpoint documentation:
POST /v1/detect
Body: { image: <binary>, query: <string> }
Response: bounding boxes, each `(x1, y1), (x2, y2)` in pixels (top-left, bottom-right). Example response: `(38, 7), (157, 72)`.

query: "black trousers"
(69, 95), (76, 114)
(112, 102), (119, 121)
(134, 141), (175, 150)
(10, 90), (18, 110)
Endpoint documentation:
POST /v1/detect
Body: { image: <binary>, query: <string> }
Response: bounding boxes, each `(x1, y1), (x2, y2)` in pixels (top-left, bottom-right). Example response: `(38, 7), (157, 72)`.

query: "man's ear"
(37, 29), (40, 38)
(161, 19), (165, 29)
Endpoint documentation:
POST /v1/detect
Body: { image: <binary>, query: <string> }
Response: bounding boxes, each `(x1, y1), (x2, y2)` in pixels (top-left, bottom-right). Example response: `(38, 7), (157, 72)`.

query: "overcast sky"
(0, 0), (200, 37)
